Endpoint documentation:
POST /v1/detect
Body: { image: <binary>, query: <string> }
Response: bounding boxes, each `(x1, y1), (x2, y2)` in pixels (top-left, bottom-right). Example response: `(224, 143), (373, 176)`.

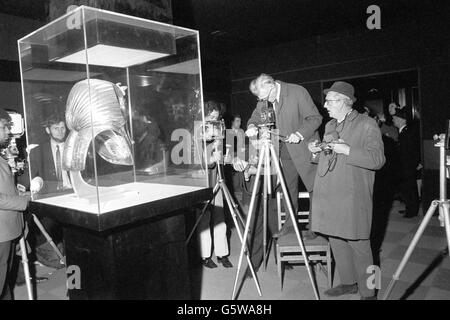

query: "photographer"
(195, 100), (232, 269)
(308, 82), (385, 299)
(246, 74), (322, 238)
(0, 108), (31, 299)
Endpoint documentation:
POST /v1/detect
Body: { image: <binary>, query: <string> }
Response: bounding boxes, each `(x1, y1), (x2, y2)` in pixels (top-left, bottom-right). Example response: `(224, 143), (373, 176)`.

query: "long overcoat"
(311, 110), (385, 240)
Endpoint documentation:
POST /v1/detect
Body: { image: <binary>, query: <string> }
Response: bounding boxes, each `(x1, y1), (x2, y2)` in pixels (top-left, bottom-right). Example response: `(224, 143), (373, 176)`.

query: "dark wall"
(230, 11), (450, 208)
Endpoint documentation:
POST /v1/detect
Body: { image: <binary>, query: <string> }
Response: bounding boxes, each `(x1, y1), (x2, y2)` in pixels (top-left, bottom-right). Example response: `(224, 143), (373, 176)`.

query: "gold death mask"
(63, 79), (134, 171)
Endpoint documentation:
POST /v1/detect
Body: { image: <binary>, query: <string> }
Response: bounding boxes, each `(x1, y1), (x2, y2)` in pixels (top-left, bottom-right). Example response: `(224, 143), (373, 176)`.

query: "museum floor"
(13, 199), (450, 300)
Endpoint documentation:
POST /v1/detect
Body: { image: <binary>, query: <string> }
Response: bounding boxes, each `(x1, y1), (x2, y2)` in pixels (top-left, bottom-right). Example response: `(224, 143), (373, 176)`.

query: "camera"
(201, 120), (225, 141)
(258, 100), (275, 127)
(315, 141), (333, 155)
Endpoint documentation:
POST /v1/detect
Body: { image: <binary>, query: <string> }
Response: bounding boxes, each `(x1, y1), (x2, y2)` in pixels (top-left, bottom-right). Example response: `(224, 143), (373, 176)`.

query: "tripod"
(232, 128), (320, 300)
(19, 213), (65, 300)
(185, 140), (263, 298)
(383, 134), (450, 299)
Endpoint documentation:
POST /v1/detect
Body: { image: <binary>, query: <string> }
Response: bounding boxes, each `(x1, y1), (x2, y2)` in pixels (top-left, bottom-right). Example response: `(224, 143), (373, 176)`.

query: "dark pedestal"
(30, 187), (212, 299)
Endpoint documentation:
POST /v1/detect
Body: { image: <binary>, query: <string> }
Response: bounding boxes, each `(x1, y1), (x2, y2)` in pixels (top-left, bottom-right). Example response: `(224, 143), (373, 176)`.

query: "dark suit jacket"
(30, 141), (60, 194)
(398, 125), (420, 180)
(0, 157), (28, 242)
(248, 81), (322, 191)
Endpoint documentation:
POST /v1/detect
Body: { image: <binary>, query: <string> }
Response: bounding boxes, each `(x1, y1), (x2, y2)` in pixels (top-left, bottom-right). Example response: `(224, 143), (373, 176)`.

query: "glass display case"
(18, 6), (208, 215)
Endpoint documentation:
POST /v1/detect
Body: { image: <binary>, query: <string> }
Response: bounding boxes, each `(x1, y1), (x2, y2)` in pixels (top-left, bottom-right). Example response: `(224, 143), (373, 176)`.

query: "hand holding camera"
(329, 139), (350, 155)
(308, 140), (322, 153)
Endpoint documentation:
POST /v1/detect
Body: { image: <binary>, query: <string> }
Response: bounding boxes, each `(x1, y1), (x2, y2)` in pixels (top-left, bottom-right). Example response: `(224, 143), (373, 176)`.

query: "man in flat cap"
(308, 81), (385, 299)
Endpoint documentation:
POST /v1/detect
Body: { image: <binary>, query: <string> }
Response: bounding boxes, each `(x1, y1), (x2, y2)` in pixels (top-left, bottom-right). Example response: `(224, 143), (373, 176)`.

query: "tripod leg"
(220, 181), (246, 228)
(220, 181), (262, 296)
(263, 159), (268, 270)
(269, 144), (320, 300)
(185, 182), (221, 246)
(19, 237), (33, 300)
(383, 200), (439, 300)
(232, 146), (266, 300)
(442, 202), (450, 258)
(32, 214), (64, 264)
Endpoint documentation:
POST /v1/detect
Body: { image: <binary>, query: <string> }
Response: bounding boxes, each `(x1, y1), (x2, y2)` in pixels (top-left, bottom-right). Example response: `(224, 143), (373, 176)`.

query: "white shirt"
(50, 139), (72, 189)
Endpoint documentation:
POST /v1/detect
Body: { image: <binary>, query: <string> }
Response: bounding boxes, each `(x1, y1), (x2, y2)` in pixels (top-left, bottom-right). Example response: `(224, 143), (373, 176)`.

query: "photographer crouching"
(308, 82), (385, 300)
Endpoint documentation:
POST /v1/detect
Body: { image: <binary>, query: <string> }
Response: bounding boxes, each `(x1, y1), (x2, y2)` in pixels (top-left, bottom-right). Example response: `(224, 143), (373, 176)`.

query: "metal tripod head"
(433, 133), (449, 226)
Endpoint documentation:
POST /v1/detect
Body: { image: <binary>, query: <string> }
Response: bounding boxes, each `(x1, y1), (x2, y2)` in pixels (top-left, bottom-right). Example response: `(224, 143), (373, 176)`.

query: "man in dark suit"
(392, 106), (420, 218)
(246, 73), (322, 237)
(0, 108), (30, 299)
(29, 113), (70, 268)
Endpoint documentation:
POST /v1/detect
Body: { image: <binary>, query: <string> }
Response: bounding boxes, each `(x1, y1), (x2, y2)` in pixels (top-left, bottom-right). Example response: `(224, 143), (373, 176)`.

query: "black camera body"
(316, 141), (333, 155)
(258, 100), (276, 127)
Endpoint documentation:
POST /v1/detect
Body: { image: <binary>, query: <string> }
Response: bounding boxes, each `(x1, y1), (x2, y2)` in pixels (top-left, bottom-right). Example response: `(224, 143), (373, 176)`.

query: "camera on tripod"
(315, 141), (334, 155)
(258, 100), (276, 128)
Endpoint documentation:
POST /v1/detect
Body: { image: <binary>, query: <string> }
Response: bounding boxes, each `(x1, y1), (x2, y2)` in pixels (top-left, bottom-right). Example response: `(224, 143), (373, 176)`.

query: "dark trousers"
(279, 143), (315, 230)
(0, 241), (13, 300)
(399, 176), (419, 217)
(329, 236), (375, 298)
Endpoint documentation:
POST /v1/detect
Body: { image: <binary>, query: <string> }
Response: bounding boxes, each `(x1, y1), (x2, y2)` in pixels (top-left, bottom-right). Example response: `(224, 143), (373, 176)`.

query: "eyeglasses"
(325, 99), (344, 105)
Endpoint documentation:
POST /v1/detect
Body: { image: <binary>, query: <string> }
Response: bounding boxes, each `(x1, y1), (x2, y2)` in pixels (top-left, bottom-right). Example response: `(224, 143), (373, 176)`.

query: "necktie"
(56, 145), (63, 189)
(270, 101), (277, 127)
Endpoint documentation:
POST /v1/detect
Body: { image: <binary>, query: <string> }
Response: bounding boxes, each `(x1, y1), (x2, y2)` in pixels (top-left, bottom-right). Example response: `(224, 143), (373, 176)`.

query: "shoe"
(398, 209), (406, 214)
(201, 257), (218, 268)
(217, 256), (233, 268)
(403, 214), (417, 219)
(360, 295), (377, 300)
(36, 255), (65, 269)
(324, 283), (358, 297)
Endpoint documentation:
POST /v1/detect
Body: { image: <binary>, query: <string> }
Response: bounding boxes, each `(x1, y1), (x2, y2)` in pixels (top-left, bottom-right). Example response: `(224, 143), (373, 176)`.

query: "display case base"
(64, 211), (190, 299)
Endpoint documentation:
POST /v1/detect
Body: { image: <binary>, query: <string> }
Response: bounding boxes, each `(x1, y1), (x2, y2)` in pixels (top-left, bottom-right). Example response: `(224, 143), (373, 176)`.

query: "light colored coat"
(0, 157), (28, 242)
(311, 110), (385, 240)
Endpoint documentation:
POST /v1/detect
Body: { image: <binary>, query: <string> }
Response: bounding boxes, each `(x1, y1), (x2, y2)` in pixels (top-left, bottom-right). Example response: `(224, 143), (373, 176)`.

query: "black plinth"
(29, 187), (212, 300)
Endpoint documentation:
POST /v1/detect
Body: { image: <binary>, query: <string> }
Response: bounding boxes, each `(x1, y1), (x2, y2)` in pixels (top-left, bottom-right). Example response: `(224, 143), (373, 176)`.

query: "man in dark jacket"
(392, 106), (420, 218)
(0, 108), (30, 299)
(246, 73), (322, 237)
(29, 113), (69, 268)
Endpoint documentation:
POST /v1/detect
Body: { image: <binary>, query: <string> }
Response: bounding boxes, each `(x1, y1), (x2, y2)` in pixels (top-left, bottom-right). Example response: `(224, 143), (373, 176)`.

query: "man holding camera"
(0, 108), (31, 299)
(246, 74), (322, 238)
(308, 82), (385, 299)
